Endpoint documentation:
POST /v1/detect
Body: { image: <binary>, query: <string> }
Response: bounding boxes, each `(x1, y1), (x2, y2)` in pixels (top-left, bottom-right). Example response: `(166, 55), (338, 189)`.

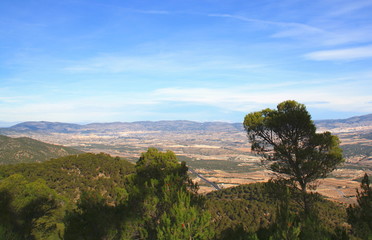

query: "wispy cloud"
(208, 11), (372, 47)
(305, 45), (372, 61)
(321, 28), (372, 46)
(208, 13), (324, 36)
(329, 0), (372, 16)
(1, 79), (370, 122)
(64, 53), (265, 74)
(150, 83), (372, 113)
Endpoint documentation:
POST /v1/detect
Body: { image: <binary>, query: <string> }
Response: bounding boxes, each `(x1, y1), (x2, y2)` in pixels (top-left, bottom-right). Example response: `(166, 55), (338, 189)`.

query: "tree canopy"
(243, 100), (344, 211)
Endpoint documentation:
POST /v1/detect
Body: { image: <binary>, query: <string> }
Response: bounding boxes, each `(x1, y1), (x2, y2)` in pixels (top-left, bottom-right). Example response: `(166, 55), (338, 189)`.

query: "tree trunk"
(301, 184), (310, 215)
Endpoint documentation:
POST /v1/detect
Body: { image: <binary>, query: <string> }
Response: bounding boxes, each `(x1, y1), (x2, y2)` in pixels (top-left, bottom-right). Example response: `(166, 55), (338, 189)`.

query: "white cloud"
(150, 83), (372, 114)
(305, 45), (372, 61)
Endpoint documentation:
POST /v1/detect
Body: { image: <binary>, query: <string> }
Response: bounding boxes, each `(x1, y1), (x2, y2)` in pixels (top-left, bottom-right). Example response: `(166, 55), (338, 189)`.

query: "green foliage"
(124, 148), (200, 239)
(157, 190), (214, 240)
(0, 224), (22, 240)
(0, 153), (135, 203)
(243, 100), (344, 212)
(0, 145), (351, 240)
(136, 148), (191, 186)
(347, 173), (372, 239)
(206, 183), (277, 239)
(0, 174), (66, 239)
(0, 153), (135, 239)
(270, 205), (301, 240)
(0, 135), (82, 164)
(64, 191), (121, 240)
(207, 182), (348, 240)
(267, 187), (301, 240)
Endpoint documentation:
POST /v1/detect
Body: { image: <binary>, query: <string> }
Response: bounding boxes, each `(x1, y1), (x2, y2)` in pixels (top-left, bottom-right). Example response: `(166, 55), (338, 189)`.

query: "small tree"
(347, 173), (372, 239)
(243, 100), (343, 212)
(127, 148), (200, 239)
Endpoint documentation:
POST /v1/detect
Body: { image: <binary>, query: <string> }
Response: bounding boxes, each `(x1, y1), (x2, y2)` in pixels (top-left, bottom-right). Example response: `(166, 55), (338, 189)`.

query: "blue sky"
(1, 0), (372, 124)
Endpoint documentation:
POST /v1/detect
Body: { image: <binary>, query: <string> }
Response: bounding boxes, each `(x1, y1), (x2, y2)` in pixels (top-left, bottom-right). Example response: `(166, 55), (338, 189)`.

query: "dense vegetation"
(0, 135), (82, 164)
(347, 174), (372, 239)
(206, 182), (349, 239)
(0, 149), (370, 239)
(0, 153), (134, 203)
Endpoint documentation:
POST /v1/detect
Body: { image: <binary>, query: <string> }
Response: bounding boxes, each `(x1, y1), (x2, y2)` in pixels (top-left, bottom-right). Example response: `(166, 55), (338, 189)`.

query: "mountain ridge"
(2, 120), (243, 133)
(2, 113), (371, 133)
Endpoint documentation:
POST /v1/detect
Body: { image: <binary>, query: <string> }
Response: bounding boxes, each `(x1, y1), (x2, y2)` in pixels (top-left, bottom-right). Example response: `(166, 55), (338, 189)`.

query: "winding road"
(188, 167), (221, 190)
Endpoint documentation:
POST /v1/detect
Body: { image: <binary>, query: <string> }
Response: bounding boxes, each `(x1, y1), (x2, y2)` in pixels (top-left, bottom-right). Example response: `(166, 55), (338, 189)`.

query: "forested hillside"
(0, 149), (371, 239)
(206, 182), (348, 239)
(0, 135), (83, 164)
(0, 153), (135, 202)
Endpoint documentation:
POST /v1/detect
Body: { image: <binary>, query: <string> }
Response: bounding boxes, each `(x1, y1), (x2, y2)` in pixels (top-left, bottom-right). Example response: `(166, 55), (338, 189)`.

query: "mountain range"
(1, 113), (371, 134)
(0, 120), (242, 134)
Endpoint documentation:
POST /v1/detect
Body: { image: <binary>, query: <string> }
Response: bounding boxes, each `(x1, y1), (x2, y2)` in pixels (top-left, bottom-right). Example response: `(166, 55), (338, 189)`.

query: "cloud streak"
(151, 82), (372, 114)
(1, 80), (370, 122)
(329, 0), (372, 16)
(305, 45), (372, 61)
(63, 53), (265, 74)
(208, 13), (324, 37)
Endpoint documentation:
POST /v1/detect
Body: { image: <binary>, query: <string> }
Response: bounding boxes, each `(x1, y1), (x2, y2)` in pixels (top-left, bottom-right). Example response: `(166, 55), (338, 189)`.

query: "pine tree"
(347, 173), (372, 239)
(157, 190), (214, 240)
(243, 100), (344, 213)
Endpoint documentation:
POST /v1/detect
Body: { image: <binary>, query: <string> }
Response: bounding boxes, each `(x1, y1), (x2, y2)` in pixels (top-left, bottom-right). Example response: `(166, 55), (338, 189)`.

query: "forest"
(0, 149), (370, 240)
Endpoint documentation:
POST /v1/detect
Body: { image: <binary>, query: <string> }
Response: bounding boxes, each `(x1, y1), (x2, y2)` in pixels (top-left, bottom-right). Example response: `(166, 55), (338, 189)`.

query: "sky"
(1, 0), (372, 124)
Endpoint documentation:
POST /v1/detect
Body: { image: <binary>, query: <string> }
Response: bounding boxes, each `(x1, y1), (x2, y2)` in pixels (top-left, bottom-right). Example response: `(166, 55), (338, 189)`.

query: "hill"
(1, 120), (242, 134)
(315, 113), (372, 129)
(0, 135), (83, 164)
(0, 148), (363, 240)
(2, 114), (371, 134)
(0, 153), (135, 202)
(206, 182), (347, 239)
(0, 153), (136, 239)
(3, 121), (82, 133)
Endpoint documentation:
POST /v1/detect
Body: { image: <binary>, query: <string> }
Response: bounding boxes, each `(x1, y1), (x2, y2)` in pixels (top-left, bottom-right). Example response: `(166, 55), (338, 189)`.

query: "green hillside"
(0, 150), (367, 239)
(206, 182), (348, 240)
(0, 135), (83, 164)
(0, 153), (135, 202)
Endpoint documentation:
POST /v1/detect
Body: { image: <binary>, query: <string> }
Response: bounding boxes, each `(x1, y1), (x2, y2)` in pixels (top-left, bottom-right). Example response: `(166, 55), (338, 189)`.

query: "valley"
(1, 114), (371, 204)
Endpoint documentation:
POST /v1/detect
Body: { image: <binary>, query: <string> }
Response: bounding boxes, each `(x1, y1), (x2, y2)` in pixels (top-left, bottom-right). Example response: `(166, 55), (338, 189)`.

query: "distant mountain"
(6, 121), (82, 133)
(315, 114), (372, 129)
(0, 135), (83, 164)
(0, 114), (370, 165)
(1, 114), (371, 134)
(1, 120), (243, 134)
